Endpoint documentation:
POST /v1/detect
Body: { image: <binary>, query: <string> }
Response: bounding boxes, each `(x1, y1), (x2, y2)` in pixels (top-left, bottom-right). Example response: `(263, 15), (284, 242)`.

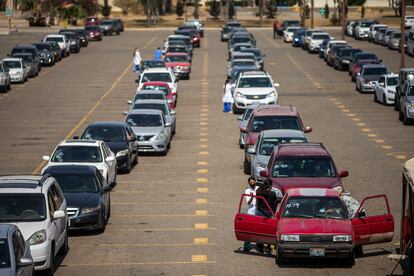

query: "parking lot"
(0, 27), (413, 275)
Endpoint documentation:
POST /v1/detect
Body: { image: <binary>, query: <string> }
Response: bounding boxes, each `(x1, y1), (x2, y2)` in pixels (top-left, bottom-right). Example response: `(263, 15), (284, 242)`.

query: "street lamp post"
(401, 0), (406, 69)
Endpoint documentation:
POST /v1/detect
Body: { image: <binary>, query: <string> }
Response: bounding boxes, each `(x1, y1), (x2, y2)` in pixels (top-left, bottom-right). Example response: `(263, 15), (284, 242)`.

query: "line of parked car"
(0, 16), (123, 94)
(0, 18), (206, 276)
(279, 19), (414, 125)
(223, 21), (396, 266)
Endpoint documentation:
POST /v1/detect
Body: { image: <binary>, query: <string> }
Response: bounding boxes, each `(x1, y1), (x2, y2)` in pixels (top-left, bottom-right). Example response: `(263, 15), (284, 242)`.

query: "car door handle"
(236, 217), (244, 221)
(386, 218), (393, 222)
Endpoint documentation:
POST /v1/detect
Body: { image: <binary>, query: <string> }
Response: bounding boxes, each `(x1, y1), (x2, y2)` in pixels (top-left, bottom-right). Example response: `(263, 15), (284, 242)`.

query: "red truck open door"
(352, 194), (394, 246)
(234, 194), (278, 245)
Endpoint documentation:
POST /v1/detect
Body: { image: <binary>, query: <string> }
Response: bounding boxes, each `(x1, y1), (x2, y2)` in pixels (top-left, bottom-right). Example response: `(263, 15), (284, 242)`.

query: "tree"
(165, 0), (173, 13)
(101, 0), (111, 17)
(266, 0), (276, 18)
(389, 0), (402, 17)
(324, 3), (329, 19)
(193, 0), (199, 19)
(209, 0), (220, 19)
(113, 0), (137, 15)
(176, 0), (184, 17)
(229, 1), (235, 19)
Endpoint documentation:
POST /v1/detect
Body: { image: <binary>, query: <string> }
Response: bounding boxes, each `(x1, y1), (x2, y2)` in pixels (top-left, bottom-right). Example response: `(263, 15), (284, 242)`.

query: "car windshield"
(34, 44), (50, 51)
(126, 114), (162, 127)
(363, 67), (387, 76)
(238, 77), (272, 88)
(85, 26), (100, 31)
(132, 103), (167, 115)
(243, 108), (254, 120)
(356, 53), (378, 61)
(143, 85), (169, 95)
(45, 37), (63, 42)
(14, 55), (33, 63)
(143, 61), (165, 68)
(282, 196), (347, 219)
(52, 174), (98, 193)
(392, 33), (401, 38)
(272, 156), (336, 178)
(233, 60), (255, 67)
(313, 34), (330, 40)
(11, 48), (35, 55)
(169, 38), (190, 44)
(142, 73), (172, 83)
(259, 137), (307, 156)
(338, 49), (352, 57)
(0, 194), (46, 222)
(387, 77), (398, 86)
(3, 61), (21, 68)
(135, 93), (165, 101)
(232, 37), (251, 44)
(286, 27), (299, 32)
(361, 22), (373, 27)
(52, 146), (102, 163)
(251, 116), (301, 132)
(168, 47), (187, 53)
(0, 239), (10, 268)
(165, 56), (187, 62)
(242, 49), (261, 58)
(82, 126), (126, 142)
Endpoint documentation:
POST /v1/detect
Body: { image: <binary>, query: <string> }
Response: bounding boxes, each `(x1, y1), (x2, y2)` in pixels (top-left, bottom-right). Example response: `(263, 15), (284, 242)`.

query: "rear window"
(250, 116), (301, 132)
(45, 36), (64, 42)
(132, 103), (167, 115)
(363, 67), (387, 76)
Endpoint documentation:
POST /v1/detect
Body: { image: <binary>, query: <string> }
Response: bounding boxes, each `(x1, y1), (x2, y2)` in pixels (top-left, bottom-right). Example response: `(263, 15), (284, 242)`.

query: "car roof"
(128, 109), (163, 115)
(287, 188), (339, 197)
(136, 89), (165, 95)
(58, 139), (101, 146)
(13, 45), (36, 49)
(43, 164), (97, 174)
(86, 121), (128, 128)
(143, 81), (169, 86)
(276, 143), (329, 156)
(3, 57), (21, 61)
(400, 67), (414, 72)
(0, 174), (50, 193)
(133, 99), (167, 105)
(45, 34), (65, 37)
(261, 129), (306, 138)
(232, 59), (255, 63)
(168, 35), (190, 39)
(362, 64), (387, 69)
(143, 68), (171, 73)
(253, 105), (298, 117)
(240, 71), (268, 77)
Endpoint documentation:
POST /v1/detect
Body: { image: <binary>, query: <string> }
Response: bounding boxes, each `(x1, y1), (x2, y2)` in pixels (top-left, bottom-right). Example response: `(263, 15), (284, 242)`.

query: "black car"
(32, 43), (55, 66)
(140, 60), (166, 73)
(44, 41), (62, 62)
(43, 165), (111, 231)
(114, 19), (124, 32)
(240, 48), (265, 70)
(333, 48), (362, 71)
(80, 121), (138, 173)
(10, 45), (42, 72)
(59, 30), (81, 53)
(73, 29), (89, 47)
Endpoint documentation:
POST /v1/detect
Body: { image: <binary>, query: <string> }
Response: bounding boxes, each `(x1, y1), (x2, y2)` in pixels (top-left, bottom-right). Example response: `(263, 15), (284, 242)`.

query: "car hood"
(246, 132), (260, 145)
(278, 218), (351, 235)
(166, 62), (190, 67)
(271, 177), (341, 194)
(236, 87), (275, 95)
(130, 126), (163, 135)
(64, 192), (100, 209)
(106, 141), (128, 154)
(8, 220), (46, 241)
(362, 75), (382, 82)
(8, 68), (22, 74)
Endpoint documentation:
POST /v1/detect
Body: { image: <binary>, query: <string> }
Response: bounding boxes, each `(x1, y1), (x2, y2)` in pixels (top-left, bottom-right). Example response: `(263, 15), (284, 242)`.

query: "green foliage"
(19, 0), (35, 11)
(229, 2), (235, 19)
(176, 0), (184, 17)
(101, 0), (112, 17)
(209, 0), (220, 18)
(113, 0), (137, 15)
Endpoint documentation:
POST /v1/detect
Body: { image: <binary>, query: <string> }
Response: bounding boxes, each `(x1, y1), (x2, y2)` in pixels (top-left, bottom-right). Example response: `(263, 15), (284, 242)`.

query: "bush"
(324, 3), (329, 19)
(330, 13), (339, 25)
(209, 0), (220, 19)
(101, 0), (111, 17)
(176, 0), (184, 17)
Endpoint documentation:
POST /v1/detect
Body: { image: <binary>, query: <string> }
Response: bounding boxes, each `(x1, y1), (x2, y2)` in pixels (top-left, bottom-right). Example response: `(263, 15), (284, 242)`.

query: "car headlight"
(266, 92), (276, 98)
(280, 234), (300, 242)
(153, 133), (166, 141)
(81, 205), (101, 214)
(28, 230), (47, 245)
(182, 66), (189, 70)
(15, 71), (21, 75)
(333, 235), (352, 242)
(387, 90), (395, 94)
(99, 169), (104, 176)
(246, 144), (255, 152)
(116, 149), (129, 157)
(236, 92), (245, 98)
(409, 103), (414, 109)
(257, 162), (266, 169)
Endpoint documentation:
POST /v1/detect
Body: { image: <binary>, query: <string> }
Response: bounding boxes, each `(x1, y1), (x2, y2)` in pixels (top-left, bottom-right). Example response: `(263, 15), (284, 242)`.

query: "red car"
(234, 188), (394, 265)
(259, 143), (348, 195)
(85, 25), (102, 41)
(85, 16), (101, 26)
(242, 105), (312, 174)
(350, 59), (381, 81)
(165, 53), (192, 80)
(141, 81), (175, 109)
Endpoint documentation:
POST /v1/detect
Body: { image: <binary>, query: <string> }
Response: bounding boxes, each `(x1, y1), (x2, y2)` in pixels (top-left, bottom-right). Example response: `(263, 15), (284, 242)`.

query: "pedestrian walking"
(223, 79), (233, 113)
(154, 47), (163, 60)
(273, 20), (280, 39)
(243, 177), (258, 252)
(133, 47), (142, 81)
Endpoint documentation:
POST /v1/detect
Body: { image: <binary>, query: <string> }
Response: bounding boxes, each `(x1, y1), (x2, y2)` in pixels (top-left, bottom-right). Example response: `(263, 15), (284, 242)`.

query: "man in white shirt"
(243, 177), (258, 252)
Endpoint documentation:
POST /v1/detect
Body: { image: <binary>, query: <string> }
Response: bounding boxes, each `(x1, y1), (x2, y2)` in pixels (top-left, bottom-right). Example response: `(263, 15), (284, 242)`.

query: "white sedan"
(283, 27), (301, 43)
(373, 73), (398, 105)
(41, 139), (117, 187)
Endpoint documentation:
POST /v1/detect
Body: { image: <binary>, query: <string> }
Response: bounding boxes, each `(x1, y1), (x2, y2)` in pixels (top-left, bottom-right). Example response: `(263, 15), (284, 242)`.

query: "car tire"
(355, 245), (363, 257)
(374, 92), (378, 102)
(58, 231), (69, 255)
(124, 158), (132, 173)
(97, 210), (106, 232)
(403, 110), (411, 125)
(383, 94), (387, 105)
(399, 109), (404, 121)
(44, 246), (55, 276)
(243, 159), (251, 174)
(133, 152), (138, 165)
(356, 82), (360, 92)
(275, 247), (285, 265)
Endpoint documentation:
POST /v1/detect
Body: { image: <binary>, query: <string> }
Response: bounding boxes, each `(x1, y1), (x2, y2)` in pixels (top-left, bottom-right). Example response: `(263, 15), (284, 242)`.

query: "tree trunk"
(48, 0), (54, 26)
(194, 0), (199, 19)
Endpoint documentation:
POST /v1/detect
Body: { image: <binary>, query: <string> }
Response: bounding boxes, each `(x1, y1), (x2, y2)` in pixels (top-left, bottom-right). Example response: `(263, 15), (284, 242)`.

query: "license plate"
(310, 248), (325, 257)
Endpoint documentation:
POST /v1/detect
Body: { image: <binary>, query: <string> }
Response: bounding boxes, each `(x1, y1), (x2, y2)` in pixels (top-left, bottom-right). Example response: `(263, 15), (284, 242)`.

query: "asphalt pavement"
(0, 28), (411, 275)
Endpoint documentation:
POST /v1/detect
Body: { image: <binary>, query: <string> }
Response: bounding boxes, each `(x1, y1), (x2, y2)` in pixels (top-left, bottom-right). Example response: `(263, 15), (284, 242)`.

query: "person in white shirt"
(133, 47), (142, 80)
(222, 79), (234, 113)
(243, 177), (258, 252)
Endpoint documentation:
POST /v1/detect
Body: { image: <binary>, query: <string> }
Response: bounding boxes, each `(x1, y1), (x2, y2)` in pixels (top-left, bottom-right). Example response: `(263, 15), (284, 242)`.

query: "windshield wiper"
(283, 214), (314, 218)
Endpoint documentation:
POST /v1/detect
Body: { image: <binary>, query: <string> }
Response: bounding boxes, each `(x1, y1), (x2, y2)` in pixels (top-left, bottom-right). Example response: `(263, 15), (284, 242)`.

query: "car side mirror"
(106, 156), (115, 162)
(165, 122), (172, 127)
(260, 170), (269, 178)
(102, 186), (112, 193)
(357, 211), (366, 218)
(240, 127), (247, 133)
(247, 147), (256, 154)
(339, 170), (349, 178)
(18, 257), (33, 268)
(127, 100), (132, 105)
(170, 110), (176, 115)
(379, 59), (383, 62)
(175, 77), (180, 82)
(237, 116), (243, 121)
(73, 136), (79, 140)
(42, 155), (50, 161)
(262, 54), (266, 57)
(304, 126), (312, 133)
(273, 82), (280, 87)
(122, 111), (128, 116)
(53, 210), (65, 220)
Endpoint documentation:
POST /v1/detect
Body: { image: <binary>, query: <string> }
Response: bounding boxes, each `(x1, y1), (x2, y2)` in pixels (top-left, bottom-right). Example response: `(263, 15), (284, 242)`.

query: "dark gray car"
(0, 224), (34, 276)
(11, 53), (38, 77)
(398, 78), (414, 124)
(10, 45), (41, 73)
(356, 64), (388, 92)
(32, 43), (54, 66)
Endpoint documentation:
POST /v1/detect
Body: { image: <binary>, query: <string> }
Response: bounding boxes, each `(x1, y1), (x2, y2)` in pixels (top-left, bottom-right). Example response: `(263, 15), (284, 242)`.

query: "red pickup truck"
(164, 53), (191, 80)
(234, 188), (394, 265)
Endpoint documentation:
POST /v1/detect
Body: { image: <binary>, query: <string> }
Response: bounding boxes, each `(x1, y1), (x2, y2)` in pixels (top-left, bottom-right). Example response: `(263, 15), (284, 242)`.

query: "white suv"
(138, 67), (178, 97)
(0, 174), (68, 275)
(232, 71), (279, 114)
(41, 140), (117, 188)
(43, 35), (70, 57)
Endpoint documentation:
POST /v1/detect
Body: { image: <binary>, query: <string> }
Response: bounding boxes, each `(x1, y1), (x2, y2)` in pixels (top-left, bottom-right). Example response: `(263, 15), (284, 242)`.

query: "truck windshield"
(282, 196), (348, 219)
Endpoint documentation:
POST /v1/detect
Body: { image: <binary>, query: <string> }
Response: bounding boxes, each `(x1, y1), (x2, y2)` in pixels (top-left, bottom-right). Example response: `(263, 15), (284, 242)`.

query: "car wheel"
(124, 157), (132, 173)
(275, 247), (285, 265)
(403, 110), (411, 125)
(355, 245), (363, 257)
(243, 159), (251, 174)
(383, 94), (387, 105)
(58, 231), (69, 255)
(394, 99), (399, 111)
(374, 92), (378, 102)
(44, 246), (55, 276)
(133, 152), (138, 165)
(356, 82), (360, 92)
(107, 200), (111, 219)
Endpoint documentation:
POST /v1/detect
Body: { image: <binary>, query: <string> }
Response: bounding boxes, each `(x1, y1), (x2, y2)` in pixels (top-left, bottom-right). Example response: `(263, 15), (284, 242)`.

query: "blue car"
(319, 39), (331, 58)
(292, 29), (307, 47)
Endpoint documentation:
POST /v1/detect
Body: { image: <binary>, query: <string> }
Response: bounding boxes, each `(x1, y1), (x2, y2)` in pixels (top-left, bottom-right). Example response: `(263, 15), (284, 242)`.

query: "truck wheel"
(394, 99), (399, 111)
(275, 247), (285, 265)
(403, 110), (411, 125)
(243, 159), (251, 174)
(345, 253), (355, 266)
(355, 245), (363, 257)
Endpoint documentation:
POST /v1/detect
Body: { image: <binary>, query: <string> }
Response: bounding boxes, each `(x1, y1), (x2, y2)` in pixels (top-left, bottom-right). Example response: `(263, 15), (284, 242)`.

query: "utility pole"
(259, 0), (264, 27)
(401, 0), (406, 68)
(310, 0), (314, 28)
(184, 0), (188, 22)
(341, 0), (347, 40)
(194, 0), (199, 19)
(146, 0), (151, 26)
